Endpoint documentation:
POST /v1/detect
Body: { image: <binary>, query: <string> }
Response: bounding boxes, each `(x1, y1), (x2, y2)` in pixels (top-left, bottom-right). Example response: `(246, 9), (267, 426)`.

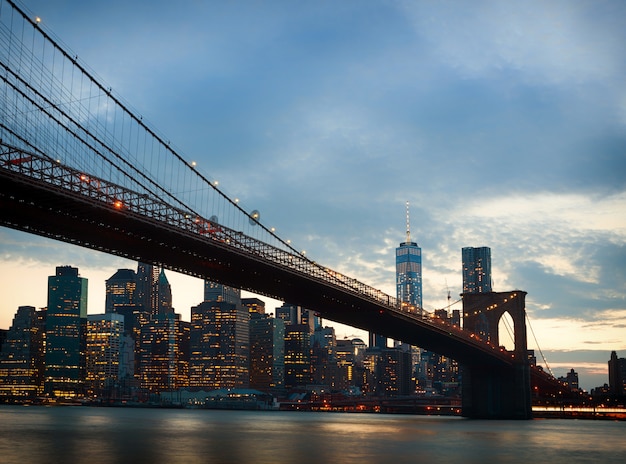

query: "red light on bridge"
(113, 200), (123, 209)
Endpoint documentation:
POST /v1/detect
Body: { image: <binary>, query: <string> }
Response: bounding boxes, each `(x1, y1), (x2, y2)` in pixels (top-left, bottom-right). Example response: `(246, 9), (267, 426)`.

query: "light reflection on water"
(0, 406), (624, 464)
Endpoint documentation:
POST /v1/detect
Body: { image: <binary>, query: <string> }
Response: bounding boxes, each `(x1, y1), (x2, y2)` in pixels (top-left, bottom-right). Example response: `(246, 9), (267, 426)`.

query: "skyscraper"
(85, 313), (124, 398)
(249, 313), (285, 394)
(44, 266), (88, 398)
(0, 306), (46, 398)
(140, 312), (188, 392)
(105, 269), (137, 314)
(136, 263), (159, 313)
(189, 281), (249, 390)
(608, 351), (626, 396)
(284, 324), (312, 389)
(155, 268), (173, 315)
(462, 247), (492, 294)
(396, 202), (422, 312)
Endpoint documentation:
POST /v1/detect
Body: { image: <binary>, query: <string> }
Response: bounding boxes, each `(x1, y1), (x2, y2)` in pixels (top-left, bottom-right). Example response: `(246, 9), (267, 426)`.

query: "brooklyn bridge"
(0, 0), (567, 418)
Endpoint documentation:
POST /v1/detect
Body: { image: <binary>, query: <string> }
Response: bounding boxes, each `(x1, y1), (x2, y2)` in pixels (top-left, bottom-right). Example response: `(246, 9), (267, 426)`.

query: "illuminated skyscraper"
(189, 281), (249, 389)
(396, 202), (422, 312)
(462, 247), (492, 294)
(85, 313), (124, 397)
(0, 306), (46, 398)
(284, 324), (311, 389)
(136, 262), (158, 312)
(44, 265), (88, 397)
(249, 313), (285, 394)
(140, 312), (189, 393)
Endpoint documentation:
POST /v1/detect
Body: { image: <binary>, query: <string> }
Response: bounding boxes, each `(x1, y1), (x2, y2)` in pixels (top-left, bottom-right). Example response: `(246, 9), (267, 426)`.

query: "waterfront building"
(335, 338), (367, 392)
(462, 246), (492, 294)
(0, 306), (46, 398)
(139, 312), (189, 393)
(558, 368), (579, 392)
(608, 351), (626, 396)
(85, 313), (124, 397)
(378, 347), (413, 397)
(44, 266), (88, 398)
(249, 313), (285, 394)
(189, 282), (249, 390)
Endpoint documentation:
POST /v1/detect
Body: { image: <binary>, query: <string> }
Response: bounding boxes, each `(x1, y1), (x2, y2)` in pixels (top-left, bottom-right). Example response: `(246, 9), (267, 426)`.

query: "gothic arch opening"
(498, 311), (515, 351)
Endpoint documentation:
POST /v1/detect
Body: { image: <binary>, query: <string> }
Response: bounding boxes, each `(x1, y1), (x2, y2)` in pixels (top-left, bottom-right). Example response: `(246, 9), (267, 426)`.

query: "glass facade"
(462, 247), (492, 294)
(284, 324), (312, 389)
(44, 266), (88, 398)
(249, 313), (285, 394)
(105, 269), (137, 314)
(396, 241), (423, 312)
(0, 306), (46, 398)
(190, 284), (249, 390)
(86, 313), (124, 397)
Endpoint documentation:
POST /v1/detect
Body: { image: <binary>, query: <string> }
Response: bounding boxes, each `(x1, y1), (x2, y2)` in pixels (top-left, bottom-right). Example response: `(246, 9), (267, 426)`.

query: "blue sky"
(1, 0), (625, 390)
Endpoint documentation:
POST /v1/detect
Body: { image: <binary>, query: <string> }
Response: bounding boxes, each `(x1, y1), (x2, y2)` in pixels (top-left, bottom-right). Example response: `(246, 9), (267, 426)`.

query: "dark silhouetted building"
(608, 351), (626, 396)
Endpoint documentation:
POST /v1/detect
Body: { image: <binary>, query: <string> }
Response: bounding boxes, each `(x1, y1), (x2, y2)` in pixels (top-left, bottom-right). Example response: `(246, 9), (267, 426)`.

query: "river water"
(0, 406), (624, 463)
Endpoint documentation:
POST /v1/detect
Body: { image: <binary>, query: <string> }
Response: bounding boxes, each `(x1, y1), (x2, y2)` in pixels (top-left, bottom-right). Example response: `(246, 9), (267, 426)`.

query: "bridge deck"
(0, 143), (514, 368)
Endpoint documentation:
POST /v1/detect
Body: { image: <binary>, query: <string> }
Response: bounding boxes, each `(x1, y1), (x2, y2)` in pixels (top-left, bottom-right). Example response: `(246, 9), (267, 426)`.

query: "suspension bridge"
(0, 0), (566, 418)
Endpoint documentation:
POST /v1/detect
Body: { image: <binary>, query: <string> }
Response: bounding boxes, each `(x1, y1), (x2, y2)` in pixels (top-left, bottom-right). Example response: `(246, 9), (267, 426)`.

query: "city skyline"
(1, 0), (625, 392)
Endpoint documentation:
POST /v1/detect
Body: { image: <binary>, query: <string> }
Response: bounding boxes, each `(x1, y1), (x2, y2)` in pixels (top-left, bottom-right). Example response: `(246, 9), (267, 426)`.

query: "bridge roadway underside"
(0, 173), (531, 418)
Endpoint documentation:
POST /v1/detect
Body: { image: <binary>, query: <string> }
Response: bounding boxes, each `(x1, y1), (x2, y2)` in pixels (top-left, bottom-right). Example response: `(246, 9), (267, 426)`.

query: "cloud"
(400, 0), (626, 85)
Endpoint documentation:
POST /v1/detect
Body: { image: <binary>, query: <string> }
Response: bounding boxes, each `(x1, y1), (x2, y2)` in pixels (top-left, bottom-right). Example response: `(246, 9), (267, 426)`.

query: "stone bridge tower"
(461, 290), (532, 419)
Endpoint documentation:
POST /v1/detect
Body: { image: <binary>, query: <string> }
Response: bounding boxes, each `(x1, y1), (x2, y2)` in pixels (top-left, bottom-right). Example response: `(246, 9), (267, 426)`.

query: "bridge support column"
(461, 291), (532, 419)
(461, 361), (532, 419)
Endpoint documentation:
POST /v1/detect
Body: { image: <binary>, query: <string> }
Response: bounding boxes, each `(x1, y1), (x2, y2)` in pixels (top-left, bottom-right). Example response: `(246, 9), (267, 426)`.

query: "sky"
(1, 0), (625, 391)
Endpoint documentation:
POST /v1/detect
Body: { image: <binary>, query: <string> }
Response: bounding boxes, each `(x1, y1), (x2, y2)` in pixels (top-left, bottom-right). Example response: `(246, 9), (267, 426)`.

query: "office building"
(335, 338), (367, 392)
(155, 268), (173, 315)
(249, 313), (285, 394)
(44, 266), (88, 397)
(242, 297), (265, 315)
(462, 246), (492, 294)
(105, 269), (138, 314)
(0, 306), (46, 398)
(139, 312), (189, 393)
(396, 202), (423, 312)
(377, 347), (413, 397)
(189, 282), (249, 390)
(136, 262), (159, 313)
(85, 313), (125, 397)
(284, 324), (312, 389)
(311, 326), (337, 388)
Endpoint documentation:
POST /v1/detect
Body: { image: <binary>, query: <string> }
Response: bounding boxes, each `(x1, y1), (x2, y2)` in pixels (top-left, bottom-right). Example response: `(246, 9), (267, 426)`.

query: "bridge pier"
(461, 291), (532, 419)
(461, 362), (532, 419)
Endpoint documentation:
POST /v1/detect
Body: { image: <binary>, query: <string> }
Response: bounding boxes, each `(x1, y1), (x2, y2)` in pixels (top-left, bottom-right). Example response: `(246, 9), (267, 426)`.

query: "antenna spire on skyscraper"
(405, 200), (411, 243)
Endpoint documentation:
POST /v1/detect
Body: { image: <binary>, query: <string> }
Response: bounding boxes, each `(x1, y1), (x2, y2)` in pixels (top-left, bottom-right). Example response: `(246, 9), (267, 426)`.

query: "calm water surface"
(0, 405), (624, 463)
